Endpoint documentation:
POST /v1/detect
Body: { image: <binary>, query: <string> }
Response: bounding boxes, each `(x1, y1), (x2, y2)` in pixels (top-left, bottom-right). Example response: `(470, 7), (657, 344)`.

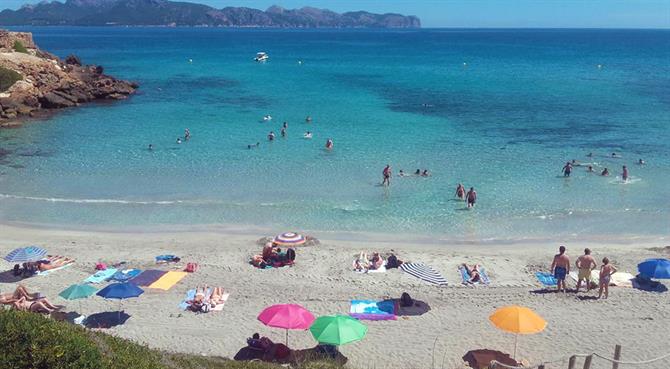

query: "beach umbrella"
(273, 232), (306, 246)
(489, 305), (546, 359)
(310, 314), (367, 346)
(96, 283), (144, 321)
(638, 258), (670, 279)
(258, 303), (315, 345)
(59, 283), (98, 314)
(4, 246), (47, 263)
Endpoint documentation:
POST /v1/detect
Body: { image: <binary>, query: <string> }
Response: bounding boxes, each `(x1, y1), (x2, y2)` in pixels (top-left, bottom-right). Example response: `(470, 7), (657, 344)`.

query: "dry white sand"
(1, 223), (669, 369)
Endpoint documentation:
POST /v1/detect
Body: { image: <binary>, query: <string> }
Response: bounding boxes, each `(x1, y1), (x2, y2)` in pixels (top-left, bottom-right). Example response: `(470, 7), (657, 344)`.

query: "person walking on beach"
(466, 187), (477, 208)
(622, 165), (628, 182)
(551, 246), (570, 293)
(455, 183), (466, 200)
(575, 248), (597, 293)
(562, 161), (572, 177)
(382, 165), (392, 186)
(598, 257), (617, 299)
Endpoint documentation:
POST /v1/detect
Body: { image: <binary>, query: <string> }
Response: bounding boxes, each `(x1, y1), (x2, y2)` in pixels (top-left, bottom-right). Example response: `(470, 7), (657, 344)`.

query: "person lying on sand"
(461, 263), (481, 284)
(210, 287), (225, 307)
(36, 255), (74, 271)
(369, 252), (384, 270)
(12, 296), (60, 314)
(186, 285), (208, 312)
(354, 252), (369, 272)
(0, 285), (41, 304)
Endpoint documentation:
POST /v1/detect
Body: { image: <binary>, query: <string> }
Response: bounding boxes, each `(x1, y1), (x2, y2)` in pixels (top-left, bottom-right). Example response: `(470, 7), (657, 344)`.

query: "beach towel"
(353, 259), (387, 274)
(155, 255), (179, 263)
(350, 300), (397, 320)
(110, 269), (142, 282)
(84, 268), (118, 284)
(130, 270), (167, 287)
(400, 263), (448, 286)
(211, 293), (230, 311)
(179, 288), (229, 311)
(535, 272), (557, 287)
(148, 271), (187, 290)
(37, 262), (74, 276)
(610, 272), (635, 287)
(459, 265), (491, 285)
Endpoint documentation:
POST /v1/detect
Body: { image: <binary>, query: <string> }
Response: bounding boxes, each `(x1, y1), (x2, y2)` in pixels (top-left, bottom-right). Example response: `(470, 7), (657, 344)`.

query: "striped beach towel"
(400, 263), (448, 286)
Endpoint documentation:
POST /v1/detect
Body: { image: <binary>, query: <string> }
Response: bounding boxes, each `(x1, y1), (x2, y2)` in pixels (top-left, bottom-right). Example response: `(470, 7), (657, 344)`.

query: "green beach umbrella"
(310, 314), (368, 346)
(59, 284), (98, 313)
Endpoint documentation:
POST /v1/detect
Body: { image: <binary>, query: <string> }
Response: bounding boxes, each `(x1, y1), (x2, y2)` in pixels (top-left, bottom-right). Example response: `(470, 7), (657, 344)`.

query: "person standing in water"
(455, 184), (465, 200)
(382, 165), (392, 186)
(601, 168), (609, 176)
(550, 246), (570, 293)
(184, 128), (191, 141)
(283, 122), (288, 129)
(148, 144), (154, 151)
(466, 187), (477, 208)
(280, 127), (286, 138)
(622, 165), (629, 181)
(306, 116), (312, 123)
(562, 161), (572, 177)
(325, 138), (333, 150)
(268, 131), (275, 141)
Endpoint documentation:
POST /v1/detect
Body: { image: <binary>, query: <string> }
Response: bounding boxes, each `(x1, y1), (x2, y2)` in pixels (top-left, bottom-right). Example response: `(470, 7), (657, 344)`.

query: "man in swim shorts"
(575, 248), (597, 293)
(551, 245), (570, 293)
(562, 161), (572, 177)
(382, 165), (391, 186)
(466, 187), (477, 208)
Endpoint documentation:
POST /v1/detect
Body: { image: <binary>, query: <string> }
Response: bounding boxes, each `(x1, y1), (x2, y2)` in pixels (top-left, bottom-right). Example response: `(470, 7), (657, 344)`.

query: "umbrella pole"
(513, 333), (518, 360)
(286, 329), (289, 346)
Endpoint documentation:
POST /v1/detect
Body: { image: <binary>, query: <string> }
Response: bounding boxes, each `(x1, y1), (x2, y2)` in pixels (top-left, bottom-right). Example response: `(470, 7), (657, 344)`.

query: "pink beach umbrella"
(258, 303), (315, 345)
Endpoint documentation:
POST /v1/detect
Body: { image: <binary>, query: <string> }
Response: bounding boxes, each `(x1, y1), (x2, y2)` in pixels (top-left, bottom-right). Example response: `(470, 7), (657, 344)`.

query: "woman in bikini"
(369, 252), (384, 270)
(598, 257), (617, 299)
(461, 263), (481, 284)
(37, 255), (75, 272)
(12, 296), (60, 314)
(0, 285), (41, 304)
(210, 287), (225, 307)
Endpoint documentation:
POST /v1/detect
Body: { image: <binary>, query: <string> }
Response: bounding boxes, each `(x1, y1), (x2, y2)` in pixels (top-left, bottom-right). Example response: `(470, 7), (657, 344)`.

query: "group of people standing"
(551, 246), (617, 299)
(562, 152), (643, 181)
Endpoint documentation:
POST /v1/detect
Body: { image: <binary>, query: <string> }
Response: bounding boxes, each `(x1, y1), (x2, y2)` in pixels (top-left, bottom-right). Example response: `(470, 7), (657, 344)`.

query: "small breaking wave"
(0, 193), (186, 205)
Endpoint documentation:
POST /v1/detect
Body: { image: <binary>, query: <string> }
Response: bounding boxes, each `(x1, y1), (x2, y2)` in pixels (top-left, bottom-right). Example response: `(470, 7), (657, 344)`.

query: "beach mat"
(459, 265), (490, 285)
(211, 293), (230, 311)
(84, 268), (117, 284)
(130, 270), (167, 287)
(110, 269), (142, 282)
(350, 299), (397, 320)
(569, 271), (634, 287)
(37, 262), (74, 276)
(535, 272), (557, 287)
(400, 263), (447, 286)
(149, 271), (187, 290)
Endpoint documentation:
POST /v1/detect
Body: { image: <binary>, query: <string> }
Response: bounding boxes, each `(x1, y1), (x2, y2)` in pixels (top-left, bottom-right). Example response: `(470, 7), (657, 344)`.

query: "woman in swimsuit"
(12, 296), (59, 313)
(210, 287), (224, 307)
(461, 263), (481, 284)
(455, 184), (465, 200)
(37, 256), (74, 272)
(598, 257), (617, 299)
(0, 285), (40, 304)
(369, 252), (384, 270)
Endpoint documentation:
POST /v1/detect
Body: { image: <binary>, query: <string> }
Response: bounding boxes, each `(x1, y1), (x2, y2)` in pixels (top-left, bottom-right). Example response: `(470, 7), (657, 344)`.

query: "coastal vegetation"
(0, 310), (344, 369)
(0, 65), (22, 92)
(12, 40), (27, 53)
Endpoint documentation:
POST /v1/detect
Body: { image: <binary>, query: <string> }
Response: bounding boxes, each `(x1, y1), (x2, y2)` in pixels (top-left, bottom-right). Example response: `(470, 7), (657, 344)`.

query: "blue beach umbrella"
(638, 259), (670, 279)
(97, 283), (144, 299)
(4, 246), (47, 263)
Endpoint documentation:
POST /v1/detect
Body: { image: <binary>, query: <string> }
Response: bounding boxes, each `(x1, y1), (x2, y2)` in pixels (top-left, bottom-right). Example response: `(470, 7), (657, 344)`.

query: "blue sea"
(1, 27), (669, 242)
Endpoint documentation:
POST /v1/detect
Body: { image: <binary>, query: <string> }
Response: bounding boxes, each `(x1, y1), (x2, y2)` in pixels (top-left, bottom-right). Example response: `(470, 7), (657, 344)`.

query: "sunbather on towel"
(210, 287), (225, 307)
(369, 252), (384, 270)
(36, 255), (74, 271)
(12, 296), (60, 314)
(251, 254), (269, 268)
(186, 285), (208, 312)
(461, 263), (481, 284)
(354, 252), (369, 272)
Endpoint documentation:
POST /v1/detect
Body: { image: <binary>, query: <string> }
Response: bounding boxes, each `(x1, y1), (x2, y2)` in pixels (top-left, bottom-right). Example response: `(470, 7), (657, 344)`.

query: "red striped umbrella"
(273, 232), (306, 246)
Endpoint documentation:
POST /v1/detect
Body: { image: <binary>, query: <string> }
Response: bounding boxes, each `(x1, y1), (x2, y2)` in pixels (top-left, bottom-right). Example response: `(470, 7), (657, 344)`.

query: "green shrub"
(0, 66), (22, 92)
(13, 40), (28, 53)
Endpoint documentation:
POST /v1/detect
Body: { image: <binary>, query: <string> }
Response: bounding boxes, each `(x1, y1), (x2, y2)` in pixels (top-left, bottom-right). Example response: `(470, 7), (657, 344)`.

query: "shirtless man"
(455, 183), (466, 200)
(622, 165), (628, 182)
(550, 246), (570, 293)
(575, 248), (597, 293)
(466, 187), (477, 208)
(382, 165), (391, 186)
(562, 161), (572, 177)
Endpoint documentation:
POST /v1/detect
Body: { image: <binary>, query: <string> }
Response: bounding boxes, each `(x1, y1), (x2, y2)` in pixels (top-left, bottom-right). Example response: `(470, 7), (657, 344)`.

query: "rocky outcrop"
(0, 30), (137, 126)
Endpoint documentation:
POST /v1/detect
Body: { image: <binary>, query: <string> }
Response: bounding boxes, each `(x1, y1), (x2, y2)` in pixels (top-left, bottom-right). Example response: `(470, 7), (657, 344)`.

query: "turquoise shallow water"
(1, 28), (669, 241)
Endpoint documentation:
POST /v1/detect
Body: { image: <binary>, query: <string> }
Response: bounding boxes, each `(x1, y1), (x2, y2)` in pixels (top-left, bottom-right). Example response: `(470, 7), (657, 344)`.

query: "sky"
(3, 0), (669, 28)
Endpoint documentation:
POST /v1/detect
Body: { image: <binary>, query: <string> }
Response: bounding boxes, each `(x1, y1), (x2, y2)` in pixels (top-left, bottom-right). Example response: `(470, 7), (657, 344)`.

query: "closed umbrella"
(4, 246), (47, 263)
(273, 232), (306, 246)
(258, 303), (315, 345)
(638, 258), (670, 279)
(310, 314), (367, 346)
(489, 305), (546, 359)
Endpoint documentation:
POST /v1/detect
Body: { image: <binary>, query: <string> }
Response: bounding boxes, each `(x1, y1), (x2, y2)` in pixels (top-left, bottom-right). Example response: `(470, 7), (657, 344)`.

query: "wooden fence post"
(583, 355), (593, 369)
(612, 345), (622, 369)
(568, 356), (577, 369)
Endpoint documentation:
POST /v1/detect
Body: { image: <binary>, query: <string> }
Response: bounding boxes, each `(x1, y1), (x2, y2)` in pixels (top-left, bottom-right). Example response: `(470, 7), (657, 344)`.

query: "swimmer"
(176, 138), (182, 144)
(283, 122), (288, 129)
(398, 170), (406, 177)
(601, 168), (609, 176)
(586, 152), (593, 157)
(587, 165), (594, 172)
(421, 169), (431, 177)
(638, 158), (645, 165)
(622, 165), (628, 181)
(611, 152), (621, 158)
(268, 131), (275, 141)
(306, 116), (312, 123)
(280, 127), (286, 138)
(325, 138), (333, 150)
(466, 187), (477, 208)
(148, 144), (153, 151)
(184, 128), (190, 140)
(382, 165), (391, 186)
(303, 131), (312, 139)
(415, 169), (421, 176)
(455, 183), (465, 200)
(562, 161), (572, 177)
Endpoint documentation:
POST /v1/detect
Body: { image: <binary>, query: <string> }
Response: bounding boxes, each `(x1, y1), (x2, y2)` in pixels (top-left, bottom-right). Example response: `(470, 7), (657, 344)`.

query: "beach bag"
(22, 262), (38, 277)
(200, 303), (211, 313)
(387, 254), (399, 269)
(95, 262), (107, 271)
(400, 292), (414, 307)
(185, 262), (198, 273)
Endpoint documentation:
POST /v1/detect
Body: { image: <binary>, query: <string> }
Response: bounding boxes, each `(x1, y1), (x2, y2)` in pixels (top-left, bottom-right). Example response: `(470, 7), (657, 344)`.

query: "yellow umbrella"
(489, 305), (546, 359)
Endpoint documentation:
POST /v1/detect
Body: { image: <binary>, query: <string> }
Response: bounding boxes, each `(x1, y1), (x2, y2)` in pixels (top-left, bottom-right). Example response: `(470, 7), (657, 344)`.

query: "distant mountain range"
(0, 0), (421, 28)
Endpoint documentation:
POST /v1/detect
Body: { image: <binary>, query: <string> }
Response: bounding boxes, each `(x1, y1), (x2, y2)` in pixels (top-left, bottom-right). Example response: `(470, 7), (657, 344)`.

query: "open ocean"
(1, 27), (669, 242)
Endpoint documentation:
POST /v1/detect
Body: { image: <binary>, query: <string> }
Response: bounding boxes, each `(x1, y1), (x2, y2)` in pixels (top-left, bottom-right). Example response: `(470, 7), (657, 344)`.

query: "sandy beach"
(1, 223), (668, 369)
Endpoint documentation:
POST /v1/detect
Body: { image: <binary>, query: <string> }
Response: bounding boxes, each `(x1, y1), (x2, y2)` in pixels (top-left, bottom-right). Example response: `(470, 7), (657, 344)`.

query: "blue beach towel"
(84, 268), (118, 284)
(350, 300), (397, 320)
(178, 288), (211, 310)
(110, 269), (142, 282)
(535, 272), (557, 287)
